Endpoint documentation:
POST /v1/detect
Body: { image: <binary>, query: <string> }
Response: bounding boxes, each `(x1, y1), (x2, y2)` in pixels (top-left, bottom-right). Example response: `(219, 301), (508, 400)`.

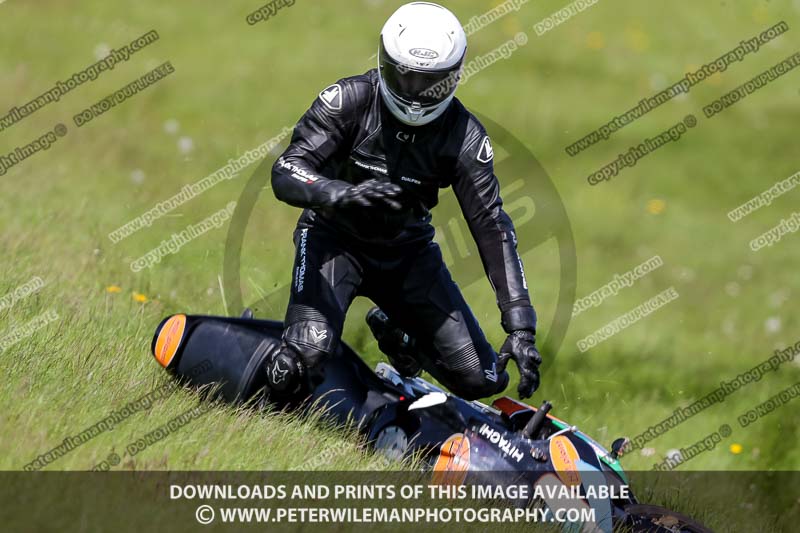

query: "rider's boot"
(366, 307), (422, 378)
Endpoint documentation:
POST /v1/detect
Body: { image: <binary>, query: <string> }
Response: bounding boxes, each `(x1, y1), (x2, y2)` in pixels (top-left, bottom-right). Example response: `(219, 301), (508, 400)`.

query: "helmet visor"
(379, 40), (463, 107)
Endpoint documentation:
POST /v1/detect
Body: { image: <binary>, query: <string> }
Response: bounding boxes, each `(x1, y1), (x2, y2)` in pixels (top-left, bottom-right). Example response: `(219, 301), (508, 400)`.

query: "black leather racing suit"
(271, 69), (536, 400)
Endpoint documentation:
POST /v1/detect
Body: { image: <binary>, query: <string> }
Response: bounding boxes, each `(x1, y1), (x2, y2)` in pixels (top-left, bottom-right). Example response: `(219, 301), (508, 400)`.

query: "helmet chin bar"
(407, 102), (423, 123)
(378, 78), (452, 127)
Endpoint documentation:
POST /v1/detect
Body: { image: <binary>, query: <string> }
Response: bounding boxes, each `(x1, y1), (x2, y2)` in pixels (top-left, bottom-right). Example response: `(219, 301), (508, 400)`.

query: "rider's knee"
(283, 305), (340, 368)
(437, 343), (507, 400)
(452, 370), (508, 400)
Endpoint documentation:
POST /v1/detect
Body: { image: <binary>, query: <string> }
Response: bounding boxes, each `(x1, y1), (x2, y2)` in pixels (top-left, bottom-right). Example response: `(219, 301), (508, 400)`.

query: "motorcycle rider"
(266, 2), (541, 401)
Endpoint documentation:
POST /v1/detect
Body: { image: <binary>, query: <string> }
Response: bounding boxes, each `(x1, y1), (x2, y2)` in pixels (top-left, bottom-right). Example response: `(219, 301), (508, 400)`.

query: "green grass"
(1, 1), (799, 531)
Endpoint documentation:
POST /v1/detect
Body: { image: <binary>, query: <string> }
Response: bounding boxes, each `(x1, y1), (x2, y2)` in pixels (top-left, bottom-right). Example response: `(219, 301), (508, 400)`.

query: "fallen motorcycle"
(151, 312), (712, 532)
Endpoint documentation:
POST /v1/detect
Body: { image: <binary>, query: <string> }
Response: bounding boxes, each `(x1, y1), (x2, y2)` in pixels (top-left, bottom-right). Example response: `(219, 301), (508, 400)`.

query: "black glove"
(330, 179), (403, 210)
(498, 330), (542, 399)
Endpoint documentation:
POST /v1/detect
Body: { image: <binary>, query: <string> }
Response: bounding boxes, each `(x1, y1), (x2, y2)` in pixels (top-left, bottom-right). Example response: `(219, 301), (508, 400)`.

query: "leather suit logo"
(319, 84), (343, 111)
(477, 136), (494, 164)
(270, 359), (288, 384)
(310, 326), (328, 343)
(396, 131), (416, 143)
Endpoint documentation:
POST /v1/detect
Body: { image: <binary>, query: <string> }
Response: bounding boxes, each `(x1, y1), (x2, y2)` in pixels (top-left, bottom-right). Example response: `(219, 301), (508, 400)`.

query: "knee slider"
(454, 371), (508, 401)
(437, 343), (505, 400)
(283, 320), (338, 368)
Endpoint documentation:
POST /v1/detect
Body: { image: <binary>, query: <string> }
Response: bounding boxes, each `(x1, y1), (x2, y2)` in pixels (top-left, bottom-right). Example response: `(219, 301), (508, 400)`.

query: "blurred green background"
(0, 0), (798, 485)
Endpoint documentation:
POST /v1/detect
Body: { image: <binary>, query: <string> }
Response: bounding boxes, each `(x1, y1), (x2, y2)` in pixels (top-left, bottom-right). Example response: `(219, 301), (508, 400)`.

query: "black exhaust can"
(151, 315), (283, 403)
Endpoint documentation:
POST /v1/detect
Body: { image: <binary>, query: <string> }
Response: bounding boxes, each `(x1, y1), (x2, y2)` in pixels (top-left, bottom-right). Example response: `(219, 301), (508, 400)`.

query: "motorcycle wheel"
(373, 425), (410, 463)
(623, 504), (714, 533)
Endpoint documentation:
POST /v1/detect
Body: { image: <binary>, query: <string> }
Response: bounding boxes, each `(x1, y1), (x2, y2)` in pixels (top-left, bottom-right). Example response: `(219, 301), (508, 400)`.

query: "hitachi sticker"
(478, 424), (524, 462)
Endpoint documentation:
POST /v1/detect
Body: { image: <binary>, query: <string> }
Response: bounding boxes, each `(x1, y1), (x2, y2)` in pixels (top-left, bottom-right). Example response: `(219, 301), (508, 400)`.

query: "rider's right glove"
(330, 179), (403, 210)
(499, 330), (542, 399)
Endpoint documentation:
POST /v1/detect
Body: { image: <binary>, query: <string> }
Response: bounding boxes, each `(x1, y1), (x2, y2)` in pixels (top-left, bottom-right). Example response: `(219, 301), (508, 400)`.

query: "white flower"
(178, 137), (194, 154)
(725, 282), (740, 297)
(94, 43), (111, 60)
(163, 119), (180, 135)
(737, 265), (753, 280)
(666, 448), (682, 462)
(131, 169), (145, 185)
(764, 317), (781, 334)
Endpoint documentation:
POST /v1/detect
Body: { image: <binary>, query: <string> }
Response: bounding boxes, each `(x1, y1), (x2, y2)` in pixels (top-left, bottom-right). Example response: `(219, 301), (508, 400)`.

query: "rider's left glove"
(499, 330), (541, 399)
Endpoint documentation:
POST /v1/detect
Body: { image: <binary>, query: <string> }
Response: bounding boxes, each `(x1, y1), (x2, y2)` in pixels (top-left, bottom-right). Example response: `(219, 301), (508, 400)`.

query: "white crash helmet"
(378, 2), (467, 126)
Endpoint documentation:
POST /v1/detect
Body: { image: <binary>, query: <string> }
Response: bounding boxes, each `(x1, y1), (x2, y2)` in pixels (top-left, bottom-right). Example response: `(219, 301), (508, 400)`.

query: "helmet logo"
(477, 136), (494, 163)
(319, 83), (343, 111)
(409, 48), (439, 59)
